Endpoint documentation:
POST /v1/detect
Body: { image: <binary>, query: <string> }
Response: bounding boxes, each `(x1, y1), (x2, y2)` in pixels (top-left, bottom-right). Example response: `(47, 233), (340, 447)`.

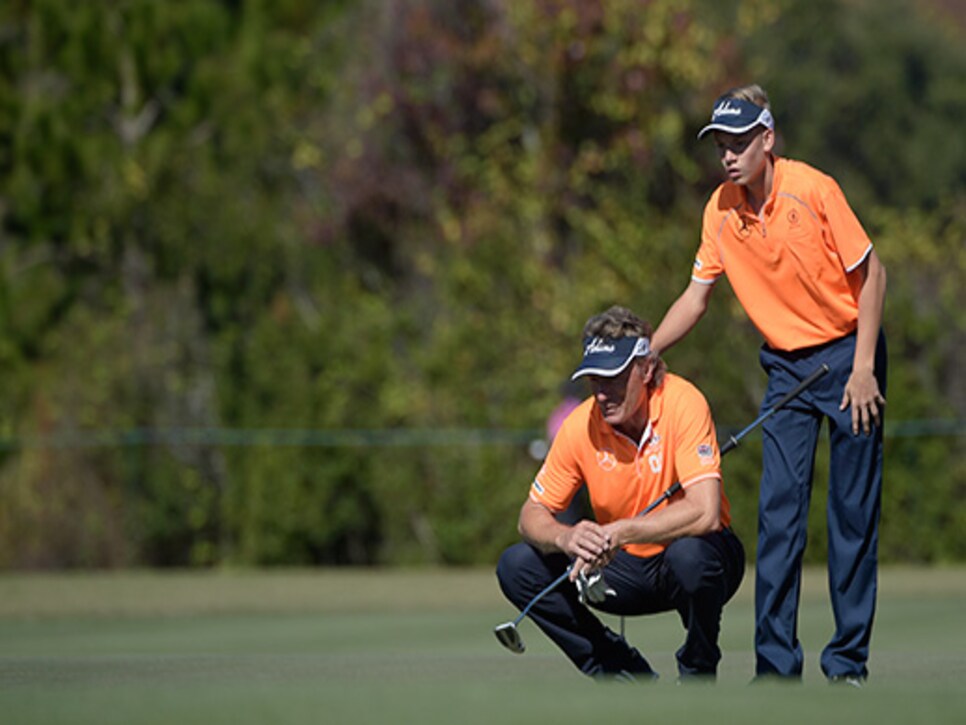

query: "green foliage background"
(0, 0), (963, 568)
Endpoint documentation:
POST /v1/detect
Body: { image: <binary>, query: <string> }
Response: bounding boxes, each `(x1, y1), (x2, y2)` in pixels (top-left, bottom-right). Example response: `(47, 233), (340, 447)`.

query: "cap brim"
(697, 120), (765, 139)
(570, 357), (636, 381)
(570, 336), (650, 380)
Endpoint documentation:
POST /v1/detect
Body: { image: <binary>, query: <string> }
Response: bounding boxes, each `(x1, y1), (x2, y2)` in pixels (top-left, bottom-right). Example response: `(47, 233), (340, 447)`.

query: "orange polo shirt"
(530, 373), (729, 558)
(692, 156), (873, 351)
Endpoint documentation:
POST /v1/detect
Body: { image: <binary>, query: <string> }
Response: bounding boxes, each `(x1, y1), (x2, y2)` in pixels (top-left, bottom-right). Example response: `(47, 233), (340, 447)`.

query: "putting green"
(1, 567), (964, 724)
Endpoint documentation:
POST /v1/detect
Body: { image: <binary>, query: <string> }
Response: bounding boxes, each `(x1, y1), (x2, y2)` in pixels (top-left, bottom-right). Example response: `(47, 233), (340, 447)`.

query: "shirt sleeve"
(692, 197), (726, 284)
(821, 180), (874, 272)
(669, 383), (721, 488)
(530, 413), (584, 513)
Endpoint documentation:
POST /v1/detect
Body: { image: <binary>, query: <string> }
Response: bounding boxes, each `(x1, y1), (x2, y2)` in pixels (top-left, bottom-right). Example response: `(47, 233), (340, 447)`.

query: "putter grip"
(771, 363), (830, 411)
(719, 363), (830, 456)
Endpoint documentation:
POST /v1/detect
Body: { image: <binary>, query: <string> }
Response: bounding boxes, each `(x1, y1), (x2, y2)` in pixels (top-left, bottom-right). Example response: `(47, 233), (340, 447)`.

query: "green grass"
(1, 567), (965, 724)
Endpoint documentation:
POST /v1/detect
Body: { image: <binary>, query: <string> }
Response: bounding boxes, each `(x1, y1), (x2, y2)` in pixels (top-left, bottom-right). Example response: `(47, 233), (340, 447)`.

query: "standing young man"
(651, 85), (887, 686)
(497, 305), (744, 681)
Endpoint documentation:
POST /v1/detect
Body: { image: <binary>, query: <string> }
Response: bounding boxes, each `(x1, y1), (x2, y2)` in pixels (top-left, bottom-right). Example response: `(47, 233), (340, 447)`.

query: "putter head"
(494, 622), (526, 654)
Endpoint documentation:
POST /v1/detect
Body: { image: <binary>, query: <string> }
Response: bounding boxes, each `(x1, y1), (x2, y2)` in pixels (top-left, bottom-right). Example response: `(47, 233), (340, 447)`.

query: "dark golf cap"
(571, 336), (650, 380)
(697, 96), (774, 139)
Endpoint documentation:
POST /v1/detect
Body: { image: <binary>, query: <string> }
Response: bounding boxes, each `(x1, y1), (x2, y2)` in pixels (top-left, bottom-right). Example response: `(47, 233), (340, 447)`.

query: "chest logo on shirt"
(596, 448), (618, 471)
(787, 209), (800, 226)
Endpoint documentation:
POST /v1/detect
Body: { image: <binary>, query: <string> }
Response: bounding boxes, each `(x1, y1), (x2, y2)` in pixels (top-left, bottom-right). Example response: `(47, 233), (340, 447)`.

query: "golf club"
(720, 363), (829, 454)
(494, 362), (830, 654)
(493, 482), (678, 654)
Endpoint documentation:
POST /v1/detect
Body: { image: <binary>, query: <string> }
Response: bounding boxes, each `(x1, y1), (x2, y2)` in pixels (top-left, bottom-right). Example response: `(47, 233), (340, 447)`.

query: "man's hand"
(574, 569), (616, 605)
(840, 367), (886, 435)
(557, 520), (613, 571)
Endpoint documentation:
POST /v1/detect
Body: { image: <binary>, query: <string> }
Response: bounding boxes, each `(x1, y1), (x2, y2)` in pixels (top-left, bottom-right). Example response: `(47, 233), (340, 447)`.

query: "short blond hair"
(722, 84), (770, 110)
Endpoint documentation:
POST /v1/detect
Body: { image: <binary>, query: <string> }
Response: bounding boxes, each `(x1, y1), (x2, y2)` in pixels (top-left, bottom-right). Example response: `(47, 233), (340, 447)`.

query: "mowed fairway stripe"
(0, 567), (965, 724)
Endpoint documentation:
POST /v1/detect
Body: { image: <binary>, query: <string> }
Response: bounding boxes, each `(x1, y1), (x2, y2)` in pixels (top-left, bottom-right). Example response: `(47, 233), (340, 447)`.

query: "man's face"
(712, 126), (774, 186)
(587, 360), (648, 428)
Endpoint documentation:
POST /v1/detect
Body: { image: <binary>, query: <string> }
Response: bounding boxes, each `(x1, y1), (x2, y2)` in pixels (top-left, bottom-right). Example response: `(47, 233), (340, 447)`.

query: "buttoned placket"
(740, 180), (778, 239)
(757, 161), (781, 237)
(634, 420), (654, 478)
(737, 203), (768, 239)
(760, 194), (778, 237)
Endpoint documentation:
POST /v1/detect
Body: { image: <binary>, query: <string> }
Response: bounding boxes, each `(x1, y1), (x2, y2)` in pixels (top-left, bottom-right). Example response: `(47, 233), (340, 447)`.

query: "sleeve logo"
(697, 443), (715, 465)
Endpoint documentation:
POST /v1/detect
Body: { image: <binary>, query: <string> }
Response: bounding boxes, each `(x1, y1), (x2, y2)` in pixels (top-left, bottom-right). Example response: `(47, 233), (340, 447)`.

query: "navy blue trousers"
(496, 529), (744, 678)
(755, 330), (887, 679)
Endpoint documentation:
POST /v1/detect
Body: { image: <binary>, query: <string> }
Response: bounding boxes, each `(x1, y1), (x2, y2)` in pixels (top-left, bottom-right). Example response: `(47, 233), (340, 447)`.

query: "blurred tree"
(0, 0), (962, 567)
(302, 0), (777, 562)
(0, 0), (363, 566)
(738, 0), (966, 213)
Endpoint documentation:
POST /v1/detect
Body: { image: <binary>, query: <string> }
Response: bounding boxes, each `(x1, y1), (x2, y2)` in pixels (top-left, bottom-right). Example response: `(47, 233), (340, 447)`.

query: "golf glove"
(575, 570), (616, 605)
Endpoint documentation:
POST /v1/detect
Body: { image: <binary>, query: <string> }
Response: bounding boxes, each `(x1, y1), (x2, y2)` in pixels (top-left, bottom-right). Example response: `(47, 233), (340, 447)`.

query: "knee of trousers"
(496, 542), (547, 604)
(664, 537), (724, 595)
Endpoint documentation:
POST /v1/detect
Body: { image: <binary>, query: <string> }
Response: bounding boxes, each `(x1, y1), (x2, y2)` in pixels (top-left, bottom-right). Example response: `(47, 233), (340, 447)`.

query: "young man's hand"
(841, 368), (886, 435)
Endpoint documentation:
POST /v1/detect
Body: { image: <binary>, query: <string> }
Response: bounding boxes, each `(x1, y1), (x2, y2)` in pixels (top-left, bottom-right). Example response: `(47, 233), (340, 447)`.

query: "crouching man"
(497, 305), (745, 681)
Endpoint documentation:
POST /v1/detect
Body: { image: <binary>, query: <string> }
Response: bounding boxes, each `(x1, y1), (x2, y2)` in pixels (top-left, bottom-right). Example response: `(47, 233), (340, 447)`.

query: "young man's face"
(712, 126), (774, 186)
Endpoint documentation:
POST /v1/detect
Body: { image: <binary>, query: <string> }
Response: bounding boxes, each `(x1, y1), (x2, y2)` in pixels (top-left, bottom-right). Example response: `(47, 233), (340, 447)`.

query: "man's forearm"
(518, 499), (571, 553)
(605, 479), (722, 547)
(853, 251), (886, 372)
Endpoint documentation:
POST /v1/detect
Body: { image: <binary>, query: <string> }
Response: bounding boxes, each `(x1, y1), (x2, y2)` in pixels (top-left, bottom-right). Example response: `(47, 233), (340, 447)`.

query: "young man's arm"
(841, 248), (887, 434)
(651, 279), (714, 355)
